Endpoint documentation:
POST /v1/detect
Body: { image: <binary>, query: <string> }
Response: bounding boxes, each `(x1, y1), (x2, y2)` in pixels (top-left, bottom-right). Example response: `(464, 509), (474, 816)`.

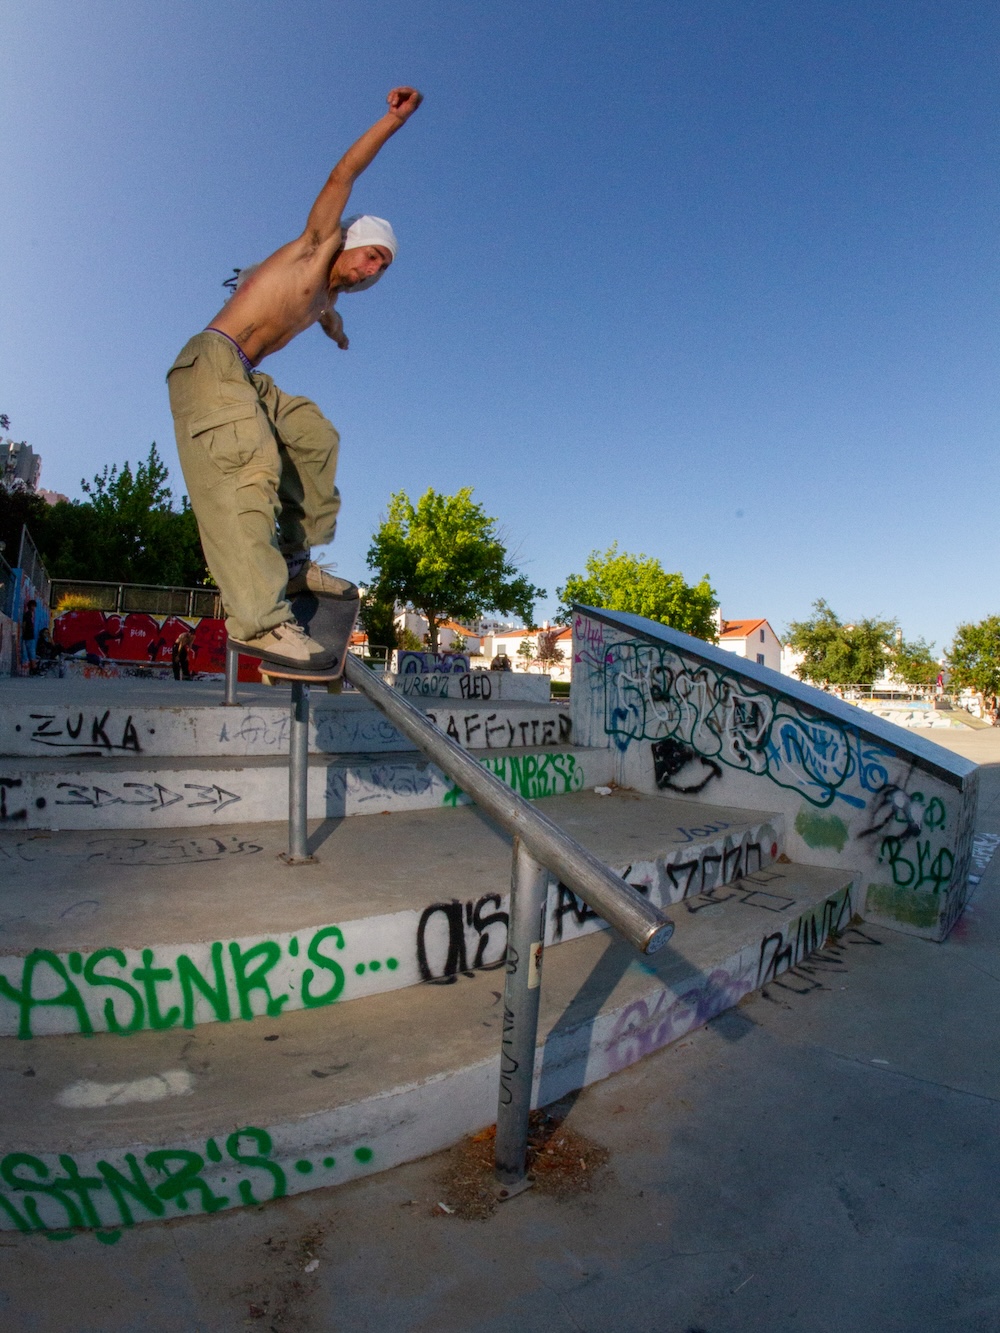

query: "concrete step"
(3, 744), (612, 830)
(0, 793), (783, 1036)
(0, 859), (857, 1236)
(0, 676), (567, 759)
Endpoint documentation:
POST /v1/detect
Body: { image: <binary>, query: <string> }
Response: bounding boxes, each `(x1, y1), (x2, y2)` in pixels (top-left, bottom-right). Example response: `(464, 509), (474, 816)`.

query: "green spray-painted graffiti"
(0, 1127), (375, 1242)
(795, 809), (849, 853)
(0, 926), (377, 1040)
(443, 750), (585, 807)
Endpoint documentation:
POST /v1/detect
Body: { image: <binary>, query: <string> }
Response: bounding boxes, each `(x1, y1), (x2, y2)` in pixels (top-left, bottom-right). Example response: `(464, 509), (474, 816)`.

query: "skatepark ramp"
(0, 617), (978, 1238)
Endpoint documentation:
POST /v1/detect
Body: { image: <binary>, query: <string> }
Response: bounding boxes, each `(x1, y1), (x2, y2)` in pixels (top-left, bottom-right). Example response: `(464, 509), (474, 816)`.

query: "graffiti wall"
(570, 607), (979, 941)
(54, 610), (228, 672)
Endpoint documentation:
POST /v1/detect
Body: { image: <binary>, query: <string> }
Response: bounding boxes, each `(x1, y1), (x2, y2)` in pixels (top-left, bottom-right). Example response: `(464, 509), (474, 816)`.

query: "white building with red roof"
(717, 617), (782, 673)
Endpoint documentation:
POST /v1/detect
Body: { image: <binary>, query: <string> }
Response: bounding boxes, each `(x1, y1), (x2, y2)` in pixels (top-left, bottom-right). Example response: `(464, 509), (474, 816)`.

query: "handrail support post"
(495, 839), (549, 1195)
(224, 642), (239, 706)
(282, 680), (315, 865)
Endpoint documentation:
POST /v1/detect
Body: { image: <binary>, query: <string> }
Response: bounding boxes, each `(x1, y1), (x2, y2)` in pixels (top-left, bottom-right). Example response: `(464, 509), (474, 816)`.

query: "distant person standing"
(20, 598), (37, 673)
(172, 630), (195, 681)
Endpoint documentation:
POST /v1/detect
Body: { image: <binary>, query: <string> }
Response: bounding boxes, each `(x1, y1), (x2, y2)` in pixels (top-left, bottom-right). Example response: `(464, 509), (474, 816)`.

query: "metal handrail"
(344, 655), (672, 954)
(341, 654), (675, 1193)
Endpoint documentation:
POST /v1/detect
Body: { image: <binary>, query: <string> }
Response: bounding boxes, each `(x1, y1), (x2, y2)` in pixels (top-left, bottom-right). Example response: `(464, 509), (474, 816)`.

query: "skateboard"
(253, 590), (360, 688)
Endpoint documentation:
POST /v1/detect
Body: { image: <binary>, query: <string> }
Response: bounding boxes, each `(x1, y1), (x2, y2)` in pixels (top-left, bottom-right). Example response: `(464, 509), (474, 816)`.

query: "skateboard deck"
(251, 590), (360, 686)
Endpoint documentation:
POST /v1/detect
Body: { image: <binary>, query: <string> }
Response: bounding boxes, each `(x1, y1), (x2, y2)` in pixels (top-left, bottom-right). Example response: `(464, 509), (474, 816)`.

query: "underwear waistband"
(205, 327), (255, 375)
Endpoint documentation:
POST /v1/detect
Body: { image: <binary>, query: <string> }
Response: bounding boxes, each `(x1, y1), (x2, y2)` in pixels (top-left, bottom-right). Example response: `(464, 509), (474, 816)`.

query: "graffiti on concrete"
(25, 712), (143, 756)
(3, 833), (262, 866)
(52, 781), (241, 814)
(54, 610), (227, 673)
(426, 709), (571, 750)
(397, 651), (470, 675)
(549, 821), (779, 940)
(443, 751), (585, 806)
(0, 1127), (376, 1241)
(416, 894), (508, 983)
(756, 885), (853, 986)
(594, 632), (894, 810)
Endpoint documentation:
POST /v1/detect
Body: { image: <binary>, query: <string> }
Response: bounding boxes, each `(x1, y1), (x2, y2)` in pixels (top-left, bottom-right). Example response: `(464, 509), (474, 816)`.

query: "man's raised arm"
(304, 86), (423, 248)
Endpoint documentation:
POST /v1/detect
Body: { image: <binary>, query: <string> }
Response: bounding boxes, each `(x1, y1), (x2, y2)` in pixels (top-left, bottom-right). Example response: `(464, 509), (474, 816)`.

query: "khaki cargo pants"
(167, 330), (340, 642)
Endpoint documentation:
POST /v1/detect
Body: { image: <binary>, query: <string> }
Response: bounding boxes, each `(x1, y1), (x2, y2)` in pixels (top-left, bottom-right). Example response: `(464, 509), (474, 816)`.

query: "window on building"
(760, 628), (766, 642)
(756, 653), (765, 665)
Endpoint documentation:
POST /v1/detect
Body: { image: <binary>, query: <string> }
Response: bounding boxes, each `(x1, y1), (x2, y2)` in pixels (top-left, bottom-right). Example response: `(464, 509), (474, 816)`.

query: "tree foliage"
(556, 543), (718, 641)
(946, 616), (1000, 706)
(787, 599), (937, 687)
(357, 590), (399, 655)
(366, 488), (544, 653)
(0, 444), (210, 586)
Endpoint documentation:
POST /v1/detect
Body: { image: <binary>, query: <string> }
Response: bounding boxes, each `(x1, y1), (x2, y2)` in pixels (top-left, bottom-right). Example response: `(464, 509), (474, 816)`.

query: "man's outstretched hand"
(387, 87), (423, 122)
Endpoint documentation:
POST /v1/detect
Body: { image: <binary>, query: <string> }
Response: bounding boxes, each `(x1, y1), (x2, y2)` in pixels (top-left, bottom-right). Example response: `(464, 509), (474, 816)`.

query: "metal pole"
(344, 655), (673, 955)
(224, 643), (239, 706)
(495, 839), (548, 1195)
(284, 681), (314, 864)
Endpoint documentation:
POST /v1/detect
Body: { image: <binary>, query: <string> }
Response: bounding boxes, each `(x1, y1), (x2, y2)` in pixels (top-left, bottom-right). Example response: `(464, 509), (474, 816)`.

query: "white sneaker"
(286, 561), (359, 600)
(229, 620), (335, 668)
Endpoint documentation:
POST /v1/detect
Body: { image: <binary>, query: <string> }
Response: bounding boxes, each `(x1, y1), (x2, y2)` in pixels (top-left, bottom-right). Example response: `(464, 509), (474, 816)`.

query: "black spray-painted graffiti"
(860, 786), (946, 841)
(756, 887), (853, 987)
(651, 738), (722, 794)
(416, 895), (508, 983)
(53, 782), (241, 814)
(24, 712), (142, 755)
(427, 710), (572, 750)
(0, 778), (27, 822)
(3, 833), (262, 867)
(0, 1127), (376, 1242)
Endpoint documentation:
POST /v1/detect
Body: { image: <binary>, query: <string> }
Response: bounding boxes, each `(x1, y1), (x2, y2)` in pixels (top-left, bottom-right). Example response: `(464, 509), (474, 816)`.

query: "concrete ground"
(4, 728), (1000, 1333)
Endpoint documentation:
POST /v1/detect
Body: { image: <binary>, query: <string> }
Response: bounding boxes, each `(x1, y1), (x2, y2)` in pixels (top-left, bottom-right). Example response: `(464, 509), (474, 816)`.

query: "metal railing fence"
(0, 551), (15, 621)
(50, 579), (222, 619)
(17, 526), (51, 609)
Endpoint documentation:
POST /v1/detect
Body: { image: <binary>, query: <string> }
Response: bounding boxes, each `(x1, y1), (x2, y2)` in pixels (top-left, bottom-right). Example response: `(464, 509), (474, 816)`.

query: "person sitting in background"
(35, 627), (59, 662)
(172, 630), (195, 681)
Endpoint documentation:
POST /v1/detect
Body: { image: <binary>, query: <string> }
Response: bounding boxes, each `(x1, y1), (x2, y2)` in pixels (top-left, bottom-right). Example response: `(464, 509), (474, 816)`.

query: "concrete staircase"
(0, 623), (974, 1239)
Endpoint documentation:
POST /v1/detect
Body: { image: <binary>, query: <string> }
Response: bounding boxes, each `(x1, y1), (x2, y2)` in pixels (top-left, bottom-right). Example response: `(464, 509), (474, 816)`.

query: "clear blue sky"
(2, 0), (998, 651)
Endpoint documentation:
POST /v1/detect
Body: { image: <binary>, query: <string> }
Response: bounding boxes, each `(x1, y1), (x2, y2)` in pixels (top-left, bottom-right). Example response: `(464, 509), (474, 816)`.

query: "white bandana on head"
(339, 215), (398, 292)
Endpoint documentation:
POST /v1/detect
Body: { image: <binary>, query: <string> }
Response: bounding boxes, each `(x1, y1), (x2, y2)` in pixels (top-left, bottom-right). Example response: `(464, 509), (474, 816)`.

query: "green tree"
(40, 444), (209, 586)
(556, 543), (718, 641)
(367, 488), (544, 654)
(946, 616), (1000, 709)
(786, 600), (898, 686)
(0, 487), (50, 567)
(358, 590), (399, 655)
(891, 636), (939, 686)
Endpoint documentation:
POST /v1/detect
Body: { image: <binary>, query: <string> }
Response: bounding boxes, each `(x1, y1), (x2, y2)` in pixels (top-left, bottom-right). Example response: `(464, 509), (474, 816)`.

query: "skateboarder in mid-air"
(167, 86), (423, 669)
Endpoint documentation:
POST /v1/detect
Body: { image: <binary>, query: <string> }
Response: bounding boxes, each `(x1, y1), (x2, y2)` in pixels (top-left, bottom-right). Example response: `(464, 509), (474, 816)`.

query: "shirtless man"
(167, 86), (423, 668)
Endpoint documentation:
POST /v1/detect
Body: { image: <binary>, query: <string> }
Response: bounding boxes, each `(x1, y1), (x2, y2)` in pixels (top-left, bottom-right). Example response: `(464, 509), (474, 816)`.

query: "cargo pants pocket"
(189, 401), (270, 478)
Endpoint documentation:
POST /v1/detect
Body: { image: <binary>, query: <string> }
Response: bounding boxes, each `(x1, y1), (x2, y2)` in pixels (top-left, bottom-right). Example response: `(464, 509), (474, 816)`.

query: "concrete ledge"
(0, 862), (855, 1235)
(0, 794), (783, 1035)
(0, 686), (570, 759)
(2, 744), (607, 830)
